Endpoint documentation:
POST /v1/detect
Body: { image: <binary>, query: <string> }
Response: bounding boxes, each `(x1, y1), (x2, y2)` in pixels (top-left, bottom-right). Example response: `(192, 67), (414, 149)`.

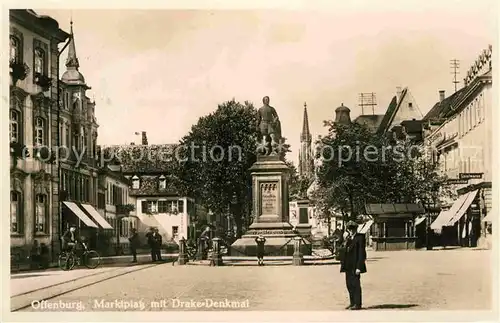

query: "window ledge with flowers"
(116, 204), (136, 215)
(10, 60), (29, 86)
(10, 142), (29, 169)
(34, 73), (52, 92)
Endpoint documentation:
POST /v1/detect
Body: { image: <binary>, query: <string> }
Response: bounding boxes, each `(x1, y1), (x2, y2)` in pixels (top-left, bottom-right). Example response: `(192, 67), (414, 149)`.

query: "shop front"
(431, 181), (491, 248)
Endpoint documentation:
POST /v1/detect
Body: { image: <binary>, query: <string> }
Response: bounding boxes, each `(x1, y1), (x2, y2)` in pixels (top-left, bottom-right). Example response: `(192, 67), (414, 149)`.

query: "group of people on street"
(145, 227), (163, 262)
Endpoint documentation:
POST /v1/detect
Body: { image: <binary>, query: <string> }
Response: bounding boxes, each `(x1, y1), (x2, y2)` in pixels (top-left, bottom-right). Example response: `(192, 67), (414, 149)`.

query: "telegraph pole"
(450, 59), (460, 93)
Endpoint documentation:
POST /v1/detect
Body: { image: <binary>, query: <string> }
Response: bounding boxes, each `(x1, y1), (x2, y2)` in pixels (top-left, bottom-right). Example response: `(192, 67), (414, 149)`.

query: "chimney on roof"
(439, 90), (445, 102)
(141, 131), (148, 145)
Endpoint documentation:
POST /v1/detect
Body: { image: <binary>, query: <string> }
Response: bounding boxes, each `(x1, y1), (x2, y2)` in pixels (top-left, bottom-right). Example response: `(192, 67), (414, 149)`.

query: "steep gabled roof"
(129, 175), (180, 197)
(377, 89), (406, 134)
(102, 144), (178, 174)
(423, 69), (492, 122)
(422, 88), (466, 122)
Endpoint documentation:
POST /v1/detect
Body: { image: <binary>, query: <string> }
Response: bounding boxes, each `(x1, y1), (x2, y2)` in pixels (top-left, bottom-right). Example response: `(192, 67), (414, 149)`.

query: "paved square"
(16, 249), (492, 311)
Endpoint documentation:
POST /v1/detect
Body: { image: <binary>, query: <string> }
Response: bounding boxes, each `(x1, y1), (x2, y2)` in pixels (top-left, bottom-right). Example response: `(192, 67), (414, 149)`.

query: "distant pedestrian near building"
(128, 228), (139, 263)
(255, 235), (266, 266)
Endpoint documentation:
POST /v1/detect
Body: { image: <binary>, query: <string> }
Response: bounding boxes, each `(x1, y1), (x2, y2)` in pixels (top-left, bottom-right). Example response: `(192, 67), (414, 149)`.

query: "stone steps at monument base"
(182, 256), (340, 266)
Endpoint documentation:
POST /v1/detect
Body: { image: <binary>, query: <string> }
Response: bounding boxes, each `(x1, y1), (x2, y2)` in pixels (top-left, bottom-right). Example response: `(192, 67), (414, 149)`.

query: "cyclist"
(61, 225), (86, 257)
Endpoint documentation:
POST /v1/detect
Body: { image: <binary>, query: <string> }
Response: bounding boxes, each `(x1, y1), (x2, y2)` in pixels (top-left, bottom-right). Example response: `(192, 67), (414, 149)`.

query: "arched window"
(10, 191), (21, 233)
(34, 48), (45, 75)
(159, 175), (166, 189)
(10, 110), (19, 143)
(35, 194), (47, 233)
(132, 175), (140, 189)
(34, 117), (45, 146)
(10, 36), (20, 63)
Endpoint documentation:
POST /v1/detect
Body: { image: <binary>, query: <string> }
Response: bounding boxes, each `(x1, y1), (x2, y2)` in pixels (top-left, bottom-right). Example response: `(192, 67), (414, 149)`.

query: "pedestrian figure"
(146, 227), (156, 262)
(153, 228), (163, 262)
(255, 235), (266, 266)
(128, 228), (139, 263)
(331, 223), (344, 254)
(339, 221), (367, 310)
(29, 240), (41, 269)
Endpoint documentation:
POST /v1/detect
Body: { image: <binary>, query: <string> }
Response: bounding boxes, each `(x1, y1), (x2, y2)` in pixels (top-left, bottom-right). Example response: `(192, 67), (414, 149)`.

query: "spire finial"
(304, 101), (307, 109)
(65, 16), (80, 71)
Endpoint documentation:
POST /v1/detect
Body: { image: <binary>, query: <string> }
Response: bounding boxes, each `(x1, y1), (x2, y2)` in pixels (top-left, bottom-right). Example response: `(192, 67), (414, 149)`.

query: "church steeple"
(300, 102), (311, 143)
(61, 19), (87, 86)
(299, 102), (313, 179)
(65, 19), (80, 70)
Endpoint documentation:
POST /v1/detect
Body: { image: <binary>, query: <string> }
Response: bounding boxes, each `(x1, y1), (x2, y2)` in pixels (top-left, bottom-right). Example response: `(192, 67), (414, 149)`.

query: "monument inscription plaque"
(260, 182), (278, 215)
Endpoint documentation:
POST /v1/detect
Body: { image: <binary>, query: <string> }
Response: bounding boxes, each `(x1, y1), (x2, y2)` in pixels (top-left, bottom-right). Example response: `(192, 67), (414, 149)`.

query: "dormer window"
(159, 175), (166, 189)
(131, 175), (140, 189)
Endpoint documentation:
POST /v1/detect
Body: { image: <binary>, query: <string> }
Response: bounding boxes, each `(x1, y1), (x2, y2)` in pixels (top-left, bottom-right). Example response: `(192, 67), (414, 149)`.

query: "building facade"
(425, 45), (493, 248)
(104, 137), (202, 244)
(96, 164), (137, 255)
(57, 21), (111, 253)
(9, 10), (69, 260)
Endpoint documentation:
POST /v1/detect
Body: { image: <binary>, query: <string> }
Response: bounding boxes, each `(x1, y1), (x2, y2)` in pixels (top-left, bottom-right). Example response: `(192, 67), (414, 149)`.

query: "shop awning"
(430, 193), (470, 230)
(81, 204), (113, 229)
(415, 216), (426, 226)
(482, 208), (493, 222)
(445, 190), (478, 226)
(63, 201), (98, 228)
(358, 220), (374, 234)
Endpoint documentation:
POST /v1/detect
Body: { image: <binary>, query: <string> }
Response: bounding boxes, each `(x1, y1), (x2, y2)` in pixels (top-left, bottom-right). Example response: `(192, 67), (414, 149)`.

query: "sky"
(39, 1), (496, 166)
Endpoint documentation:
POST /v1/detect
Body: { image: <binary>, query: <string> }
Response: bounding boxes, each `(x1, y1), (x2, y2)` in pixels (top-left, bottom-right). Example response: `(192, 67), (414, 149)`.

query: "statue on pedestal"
(257, 96), (283, 156)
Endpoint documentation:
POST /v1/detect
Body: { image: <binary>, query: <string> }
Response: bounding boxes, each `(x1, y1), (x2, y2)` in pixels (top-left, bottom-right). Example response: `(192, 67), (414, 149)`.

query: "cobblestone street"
(15, 248), (492, 312)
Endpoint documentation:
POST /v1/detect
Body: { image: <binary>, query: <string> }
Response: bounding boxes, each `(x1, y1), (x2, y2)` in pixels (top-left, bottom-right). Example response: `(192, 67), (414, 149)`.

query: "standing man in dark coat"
(128, 228), (139, 263)
(153, 228), (163, 262)
(146, 227), (156, 262)
(340, 221), (367, 310)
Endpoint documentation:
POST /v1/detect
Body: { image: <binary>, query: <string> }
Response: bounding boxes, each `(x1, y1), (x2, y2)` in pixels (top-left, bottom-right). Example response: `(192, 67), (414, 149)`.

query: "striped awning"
(445, 190), (478, 226)
(430, 192), (470, 230)
(63, 201), (98, 228)
(81, 204), (113, 229)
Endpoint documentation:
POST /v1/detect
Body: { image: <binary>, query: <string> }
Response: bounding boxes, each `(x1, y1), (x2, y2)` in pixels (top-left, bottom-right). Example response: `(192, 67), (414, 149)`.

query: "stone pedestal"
(211, 237), (223, 266)
(292, 236), (304, 266)
(177, 238), (189, 265)
(295, 199), (313, 240)
(231, 155), (311, 256)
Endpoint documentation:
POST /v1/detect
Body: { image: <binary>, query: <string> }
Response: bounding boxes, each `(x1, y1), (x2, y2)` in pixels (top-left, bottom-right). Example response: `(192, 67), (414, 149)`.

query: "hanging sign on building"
(459, 173), (483, 180)
(446, 179), (469, 185)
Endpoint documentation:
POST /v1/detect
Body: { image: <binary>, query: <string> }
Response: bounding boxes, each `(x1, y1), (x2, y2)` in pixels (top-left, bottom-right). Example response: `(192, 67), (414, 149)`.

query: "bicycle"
(58, 243), (101, 271)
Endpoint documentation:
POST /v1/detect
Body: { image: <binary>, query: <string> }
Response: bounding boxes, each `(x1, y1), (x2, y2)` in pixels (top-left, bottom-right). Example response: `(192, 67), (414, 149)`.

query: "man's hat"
(346, 220), (358, 228)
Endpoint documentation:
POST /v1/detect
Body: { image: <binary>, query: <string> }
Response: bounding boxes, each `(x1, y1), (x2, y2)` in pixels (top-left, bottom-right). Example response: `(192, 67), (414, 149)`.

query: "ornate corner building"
(9, 10), (70, 261)
(9, 10), (108, 262)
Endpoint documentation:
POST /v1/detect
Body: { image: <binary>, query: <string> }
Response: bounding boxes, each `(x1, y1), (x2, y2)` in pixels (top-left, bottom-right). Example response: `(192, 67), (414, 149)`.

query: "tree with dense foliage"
(312, 120), (453, 222)
(176, 99), (291, 237)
